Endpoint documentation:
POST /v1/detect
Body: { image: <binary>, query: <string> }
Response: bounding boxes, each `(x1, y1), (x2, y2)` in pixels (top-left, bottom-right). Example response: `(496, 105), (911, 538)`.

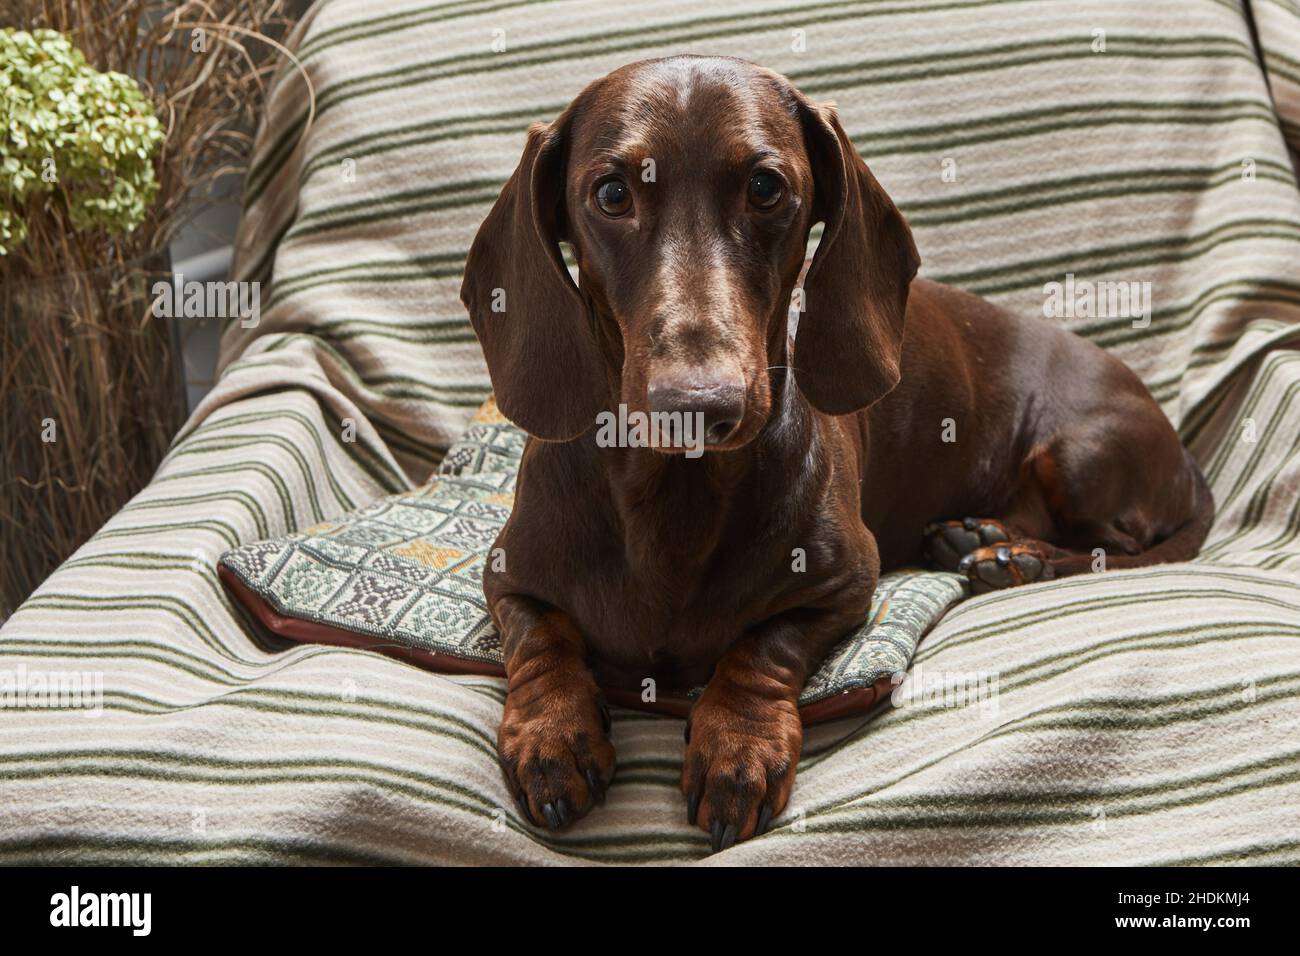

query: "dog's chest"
(565, 503), (843, 690)
(575, 558), (776, 690)
(508, 439), (867, 690)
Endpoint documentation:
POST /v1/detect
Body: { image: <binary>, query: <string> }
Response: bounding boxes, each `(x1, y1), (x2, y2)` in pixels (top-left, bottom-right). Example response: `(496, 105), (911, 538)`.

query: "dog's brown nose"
(647, 369), (746, 447)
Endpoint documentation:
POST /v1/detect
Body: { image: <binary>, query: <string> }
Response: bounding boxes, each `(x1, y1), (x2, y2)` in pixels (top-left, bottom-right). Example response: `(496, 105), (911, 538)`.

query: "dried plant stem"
(1, 1), (306, 616)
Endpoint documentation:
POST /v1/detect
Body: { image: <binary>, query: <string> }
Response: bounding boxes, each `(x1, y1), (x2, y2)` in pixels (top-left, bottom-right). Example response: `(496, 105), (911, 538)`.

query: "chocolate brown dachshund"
(460, 56), (1213, 851)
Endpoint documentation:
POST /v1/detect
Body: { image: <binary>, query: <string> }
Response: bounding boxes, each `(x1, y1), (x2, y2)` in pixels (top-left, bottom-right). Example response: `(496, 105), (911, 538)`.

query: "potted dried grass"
(1, 1), (304, 617)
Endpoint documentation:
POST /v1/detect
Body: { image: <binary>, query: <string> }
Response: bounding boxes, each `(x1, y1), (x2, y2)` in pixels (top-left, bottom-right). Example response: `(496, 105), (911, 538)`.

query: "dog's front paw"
(498, 666), (615, 831)
(681, 681), (802, 852)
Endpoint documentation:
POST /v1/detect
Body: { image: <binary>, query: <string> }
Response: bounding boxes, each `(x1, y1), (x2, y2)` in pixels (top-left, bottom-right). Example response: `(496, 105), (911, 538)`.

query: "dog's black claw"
(514, 791), (536, 826)
(718, 824), (738, 851)
(957, 553), (975, 574)
(710, 819), (725, 852)
(599, 701), (612, 734)
(995, 545), (1012, 566)
(683, 721), (691, 744)
(585, 769), (606, 806)
(687, 791), (700, 826)
(540, 801), (572, 832)
(963, 517), (980, 531)
(757, 804), (774, 835)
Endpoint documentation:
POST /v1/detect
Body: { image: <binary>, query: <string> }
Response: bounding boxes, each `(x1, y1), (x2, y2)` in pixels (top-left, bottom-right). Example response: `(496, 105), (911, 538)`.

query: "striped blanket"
(2, 0), (1299, 865)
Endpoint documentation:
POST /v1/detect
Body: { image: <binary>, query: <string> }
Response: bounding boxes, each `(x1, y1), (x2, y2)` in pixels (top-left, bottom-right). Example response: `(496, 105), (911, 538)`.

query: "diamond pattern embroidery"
(327, 574), (420, 628)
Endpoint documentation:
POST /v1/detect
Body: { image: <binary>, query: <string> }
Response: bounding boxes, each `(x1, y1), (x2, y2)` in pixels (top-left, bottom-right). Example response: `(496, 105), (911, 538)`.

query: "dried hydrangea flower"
(0, 28), (164, 255)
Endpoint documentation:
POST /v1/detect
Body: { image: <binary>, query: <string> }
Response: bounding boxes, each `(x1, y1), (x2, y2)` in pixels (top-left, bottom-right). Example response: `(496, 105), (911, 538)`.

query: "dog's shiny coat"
(460, 56), (1213, 851)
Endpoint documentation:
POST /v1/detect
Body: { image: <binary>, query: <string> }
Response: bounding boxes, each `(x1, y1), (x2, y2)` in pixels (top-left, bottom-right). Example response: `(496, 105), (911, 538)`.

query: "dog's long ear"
(794, 100), (920, 415)
(460, 118), (606, 441)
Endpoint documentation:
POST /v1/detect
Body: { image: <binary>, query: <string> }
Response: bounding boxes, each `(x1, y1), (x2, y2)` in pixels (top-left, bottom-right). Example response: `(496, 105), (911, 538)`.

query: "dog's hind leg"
(924, 438), (1213, 594)
(924, 519), (1070, 593)
(926, 519), (1149, 593)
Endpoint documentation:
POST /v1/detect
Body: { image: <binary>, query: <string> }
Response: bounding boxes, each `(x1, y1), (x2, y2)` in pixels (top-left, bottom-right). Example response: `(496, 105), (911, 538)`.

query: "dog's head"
(461, 56), (919, 448)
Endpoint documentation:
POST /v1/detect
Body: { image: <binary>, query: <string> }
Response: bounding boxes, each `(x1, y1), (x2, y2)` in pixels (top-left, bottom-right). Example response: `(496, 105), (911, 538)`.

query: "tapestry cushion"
(219, 401), (967, 723)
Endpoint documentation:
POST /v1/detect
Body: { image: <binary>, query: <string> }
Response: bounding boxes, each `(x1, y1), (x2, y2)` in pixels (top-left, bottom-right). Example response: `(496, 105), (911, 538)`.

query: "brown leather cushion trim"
(219, 563), (892, 727)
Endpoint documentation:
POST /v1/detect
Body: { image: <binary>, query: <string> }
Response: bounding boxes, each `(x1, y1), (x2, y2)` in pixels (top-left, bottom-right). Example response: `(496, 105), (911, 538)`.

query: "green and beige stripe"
(2, 0), (1298, 864)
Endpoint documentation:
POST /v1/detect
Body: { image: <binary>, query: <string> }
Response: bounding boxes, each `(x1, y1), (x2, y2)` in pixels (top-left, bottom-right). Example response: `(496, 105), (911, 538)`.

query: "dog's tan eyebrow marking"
(742, 147), (783, 169)
(589, 148), (644, 168)
(593, 109), (660, 166)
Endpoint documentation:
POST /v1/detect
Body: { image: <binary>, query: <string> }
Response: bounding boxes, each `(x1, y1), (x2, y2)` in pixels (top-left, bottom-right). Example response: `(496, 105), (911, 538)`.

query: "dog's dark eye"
(595, 178), (632, 217)
(748, 171), (783, 209)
